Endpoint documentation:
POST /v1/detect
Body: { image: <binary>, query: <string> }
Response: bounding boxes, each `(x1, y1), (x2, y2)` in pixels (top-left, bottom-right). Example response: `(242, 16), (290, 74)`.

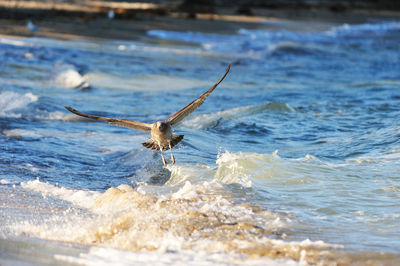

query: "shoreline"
(0, 2), (400, 41)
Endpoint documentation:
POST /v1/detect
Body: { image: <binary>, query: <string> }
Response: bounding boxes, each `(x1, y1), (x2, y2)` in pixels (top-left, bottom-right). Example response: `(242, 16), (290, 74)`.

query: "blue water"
(1, 19), (400, 265)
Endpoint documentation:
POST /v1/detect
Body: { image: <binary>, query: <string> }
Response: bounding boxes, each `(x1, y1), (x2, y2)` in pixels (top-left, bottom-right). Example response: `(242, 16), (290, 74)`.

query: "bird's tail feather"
(142, 135), (184, 151)
(170, 134), (184, 149)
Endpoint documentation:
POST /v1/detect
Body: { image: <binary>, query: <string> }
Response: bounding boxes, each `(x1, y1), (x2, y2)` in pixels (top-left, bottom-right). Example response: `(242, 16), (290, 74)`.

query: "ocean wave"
(15, 179), (344, 264)
(34, 111), (78, 121)
(115, 41), (213, 56)
(328, 21), (400, 37)
(148, 28), (326, 56)
(0, 91), (38, 118)
(21, 179), (101, 209)
(148, 21), (399, 56)
(86, 72), (209, 91)
(213, 150), (329, 187)
(166, 163), (212, 185)
(0, 179), (12, 185)
(147, 30), (234, 48)
(2, 129), (42, 139)
(0, 37), (34, 48)
(54, 246), (298, 266)
(164, 149), (323, 188)
(52, 63), (90, 89)
(181, 102), (296, 130)
(0, 91), (80, 121)
(267, 41), (325, 57)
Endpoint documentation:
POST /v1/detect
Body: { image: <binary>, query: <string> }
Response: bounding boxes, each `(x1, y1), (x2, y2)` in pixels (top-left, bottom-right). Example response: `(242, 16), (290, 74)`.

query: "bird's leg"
(159, 145), (167, 166)
(169, 143), (175, 164)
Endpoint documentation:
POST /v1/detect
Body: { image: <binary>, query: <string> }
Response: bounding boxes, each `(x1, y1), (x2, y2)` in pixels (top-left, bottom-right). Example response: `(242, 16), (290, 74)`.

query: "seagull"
(65, 64), (230, 166)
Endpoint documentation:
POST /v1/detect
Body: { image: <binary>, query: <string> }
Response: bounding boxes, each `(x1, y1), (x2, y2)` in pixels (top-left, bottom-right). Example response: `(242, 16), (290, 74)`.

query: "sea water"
(0, 19), (400, 265)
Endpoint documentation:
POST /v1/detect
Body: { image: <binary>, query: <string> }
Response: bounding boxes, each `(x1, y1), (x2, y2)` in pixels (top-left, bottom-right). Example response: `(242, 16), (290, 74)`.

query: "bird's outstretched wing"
(166, 64), (231, 126)
(65, 106), (152, 131)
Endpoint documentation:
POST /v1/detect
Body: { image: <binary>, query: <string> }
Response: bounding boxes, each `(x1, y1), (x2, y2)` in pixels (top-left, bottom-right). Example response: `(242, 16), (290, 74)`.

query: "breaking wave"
(52, 63), (90, 89)
(10, 178), (344, 265)
(148, 21), (400, 56)
(0, 91), (38, 118)
(181, 102), (296, 130)
(0, 91), (76, 121)
(327, 21), (400, 37)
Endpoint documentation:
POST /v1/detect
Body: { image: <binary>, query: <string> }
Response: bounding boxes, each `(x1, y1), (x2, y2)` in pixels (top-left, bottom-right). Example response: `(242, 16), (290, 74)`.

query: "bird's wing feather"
(65, 106), (152, 131)
(166, 64), (231, 126)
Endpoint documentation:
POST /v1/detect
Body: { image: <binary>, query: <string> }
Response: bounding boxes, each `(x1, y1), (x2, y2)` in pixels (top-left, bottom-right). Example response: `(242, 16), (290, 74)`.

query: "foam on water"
(54, 246), (299, 266)
(0, 91), (83, 122)
(116, 42), (214, 57)
(21, 179), (101, 209)
(0, 179), (11, 185)
(34, 111), (79, 121)
(0, 37), (34, 47)
(2, 129), (42, 139)
(8, 178), (348, 265)
(165, 163), (213, 185)
(52, 63), (90, 89)
(0, 91), (38, 118)
(148, 21), (400, 58)
(166, 149), (305, 189)
(328, 21), (400, 36)
(213, 151), (328, 188)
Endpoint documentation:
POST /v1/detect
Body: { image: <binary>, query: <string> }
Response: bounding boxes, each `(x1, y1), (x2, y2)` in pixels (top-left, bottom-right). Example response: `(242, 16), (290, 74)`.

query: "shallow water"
(1, 19), (400, 265)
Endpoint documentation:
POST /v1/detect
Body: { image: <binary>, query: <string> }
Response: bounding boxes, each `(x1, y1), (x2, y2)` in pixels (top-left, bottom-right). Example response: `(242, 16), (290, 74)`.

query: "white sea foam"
(328, 21), (400, 36)
(166, 163), (213, 185)
(14, 177), (343, 265)
(34, 111), (78, 121)
(54, 246), (298, 266)
(215, 150), (279, 181)
(3, 128), (80, 140)
(0, 91), (38, 118)
(212, 150), (334, 187)
(2, 129), (41, 138)
(21, 179), (101, 209)
(147, 29), (246, 55)
(52, 63), (89, 89)
(0, 91), (79, 121)
(0, 37), (33, 47)
(215, 151), (253, 188)
(0, 179), (11, 185)
(147, 30), (225, 46)
(122, 42), (213, 56)
(165, 149), (324, 189)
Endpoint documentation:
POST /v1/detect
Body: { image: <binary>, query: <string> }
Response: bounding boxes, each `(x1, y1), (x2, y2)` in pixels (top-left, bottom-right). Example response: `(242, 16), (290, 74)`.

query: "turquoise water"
(1, 19), (400, 265)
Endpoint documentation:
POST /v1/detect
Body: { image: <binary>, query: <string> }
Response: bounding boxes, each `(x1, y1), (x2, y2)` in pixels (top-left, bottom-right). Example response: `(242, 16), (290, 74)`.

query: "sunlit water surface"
(1, 19), (400, 265)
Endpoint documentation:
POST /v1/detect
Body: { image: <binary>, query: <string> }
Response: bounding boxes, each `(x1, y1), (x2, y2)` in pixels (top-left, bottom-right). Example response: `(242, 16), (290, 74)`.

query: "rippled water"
(1, 19), (400, 265)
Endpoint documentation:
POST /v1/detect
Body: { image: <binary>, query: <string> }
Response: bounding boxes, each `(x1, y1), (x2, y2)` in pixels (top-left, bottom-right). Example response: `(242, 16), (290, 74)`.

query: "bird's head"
(156, 121), (169, 132)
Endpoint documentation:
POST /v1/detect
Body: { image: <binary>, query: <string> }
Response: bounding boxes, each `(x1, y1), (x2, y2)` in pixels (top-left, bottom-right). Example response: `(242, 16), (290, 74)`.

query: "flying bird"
(65, 64), (230, 166)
